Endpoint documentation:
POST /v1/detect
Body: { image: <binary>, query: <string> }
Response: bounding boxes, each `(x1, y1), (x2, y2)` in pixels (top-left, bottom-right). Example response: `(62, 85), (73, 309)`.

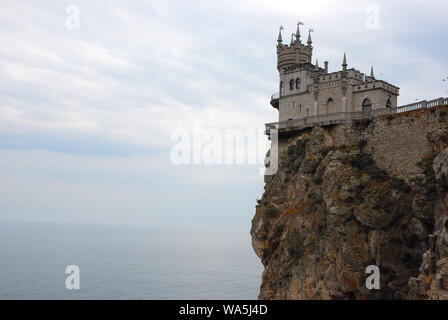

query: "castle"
(270, 22), (400, 124)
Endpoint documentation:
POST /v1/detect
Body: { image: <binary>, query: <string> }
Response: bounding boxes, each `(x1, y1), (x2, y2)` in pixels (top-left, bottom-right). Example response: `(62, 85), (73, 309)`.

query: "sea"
(0, 221), (263, 299)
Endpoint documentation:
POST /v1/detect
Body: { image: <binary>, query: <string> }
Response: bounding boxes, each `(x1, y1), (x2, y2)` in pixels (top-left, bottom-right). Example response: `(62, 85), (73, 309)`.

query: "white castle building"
(270, 22), (400, 123)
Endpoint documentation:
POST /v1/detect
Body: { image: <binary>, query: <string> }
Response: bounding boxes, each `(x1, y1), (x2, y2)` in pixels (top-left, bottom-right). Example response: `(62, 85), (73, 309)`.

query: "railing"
(265, 97), (448, 133)
(396, 97), (448, 113)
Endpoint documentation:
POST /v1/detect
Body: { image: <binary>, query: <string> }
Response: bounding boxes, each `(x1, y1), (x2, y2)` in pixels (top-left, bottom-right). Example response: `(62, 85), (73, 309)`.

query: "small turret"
(370, 66), (375, 78)
(315, 59), (319, 70)
(307, 29), (313, 47)
(277, 26), (283, 46)
(342, 53), (347, 71)
(295, 22), (303, 43)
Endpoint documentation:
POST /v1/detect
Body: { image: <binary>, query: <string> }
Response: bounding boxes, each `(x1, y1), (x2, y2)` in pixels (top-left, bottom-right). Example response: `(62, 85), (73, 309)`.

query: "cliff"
(251, 106), (448, 299)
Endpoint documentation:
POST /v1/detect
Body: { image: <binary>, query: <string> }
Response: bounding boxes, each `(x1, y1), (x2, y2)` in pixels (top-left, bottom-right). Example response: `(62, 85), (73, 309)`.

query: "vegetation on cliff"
(251, 126), (431, 299)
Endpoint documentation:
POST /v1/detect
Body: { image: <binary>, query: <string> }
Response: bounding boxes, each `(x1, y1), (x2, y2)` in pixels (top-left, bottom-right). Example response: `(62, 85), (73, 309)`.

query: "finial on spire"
(370, 66), (375, 78)
(277, 26), (284, 44)
(342, 53), (347, 71)
(307, 29), (313, 47)
(296, 21), (304, 42)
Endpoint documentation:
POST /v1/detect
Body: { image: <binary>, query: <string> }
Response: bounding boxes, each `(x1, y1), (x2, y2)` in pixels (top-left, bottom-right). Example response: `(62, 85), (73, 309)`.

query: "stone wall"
(279, 93), (315, 121)
(320, 106), (447, 181)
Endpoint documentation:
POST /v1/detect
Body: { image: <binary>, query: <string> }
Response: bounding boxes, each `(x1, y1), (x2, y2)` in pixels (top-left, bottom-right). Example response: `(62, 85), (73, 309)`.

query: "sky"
(0, 0), (447, 229)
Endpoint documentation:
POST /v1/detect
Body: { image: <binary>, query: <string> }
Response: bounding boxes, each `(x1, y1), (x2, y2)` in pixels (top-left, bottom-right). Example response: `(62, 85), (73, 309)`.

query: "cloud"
(0, 0), (447, 225)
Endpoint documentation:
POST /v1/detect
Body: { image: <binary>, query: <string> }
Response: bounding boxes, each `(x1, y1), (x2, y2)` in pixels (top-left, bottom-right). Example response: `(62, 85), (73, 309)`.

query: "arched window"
(296, 78), (301, 89)
(280, 81), (284, 96)
(289, 79), (294, 91)
(362, 98), (372, 111)
(386, 96), (393, 108)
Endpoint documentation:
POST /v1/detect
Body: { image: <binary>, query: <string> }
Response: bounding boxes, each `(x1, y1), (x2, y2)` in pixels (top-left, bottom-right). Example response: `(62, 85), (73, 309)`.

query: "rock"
(252, 126), (431, 300)
(409, 148), (448, 299)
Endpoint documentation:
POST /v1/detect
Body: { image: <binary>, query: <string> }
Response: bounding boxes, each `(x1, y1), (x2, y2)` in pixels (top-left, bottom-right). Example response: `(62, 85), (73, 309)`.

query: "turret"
(276, 22), (313, 71)
(342, 53), (347, 71)
(295, 22), (303, 43)
(307, 29), (313, 47)
(277, 26), (283, 47)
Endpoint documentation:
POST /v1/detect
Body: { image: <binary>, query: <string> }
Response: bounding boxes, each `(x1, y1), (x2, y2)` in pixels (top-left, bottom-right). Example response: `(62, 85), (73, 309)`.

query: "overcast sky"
(0, 0), (447, 229)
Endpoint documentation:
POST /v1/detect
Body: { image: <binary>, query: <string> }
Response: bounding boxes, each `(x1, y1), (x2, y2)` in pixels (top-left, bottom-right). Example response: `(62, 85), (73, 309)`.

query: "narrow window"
(290, 79), (294, 91)
(296, 78), (301, 89)
(327, 98), (334, 114)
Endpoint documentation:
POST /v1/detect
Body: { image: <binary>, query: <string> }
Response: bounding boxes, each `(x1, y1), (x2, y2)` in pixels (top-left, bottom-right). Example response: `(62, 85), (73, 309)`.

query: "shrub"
(354, 118), (373, 128)
(357, 139), (368, 149)
(344, 152), (375, 169)
(391, 178), (412, 193)
(343, 152), (390, 181)
(414, 152), (438, 201)
(285, 139), (308, 173)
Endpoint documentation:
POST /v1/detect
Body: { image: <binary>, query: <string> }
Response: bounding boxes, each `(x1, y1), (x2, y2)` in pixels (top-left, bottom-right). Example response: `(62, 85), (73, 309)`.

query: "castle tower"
(276, 21), (313, 71)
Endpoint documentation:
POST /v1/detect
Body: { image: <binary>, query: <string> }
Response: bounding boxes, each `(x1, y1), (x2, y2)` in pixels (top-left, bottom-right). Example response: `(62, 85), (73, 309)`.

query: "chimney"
(324, 61), (329, 73)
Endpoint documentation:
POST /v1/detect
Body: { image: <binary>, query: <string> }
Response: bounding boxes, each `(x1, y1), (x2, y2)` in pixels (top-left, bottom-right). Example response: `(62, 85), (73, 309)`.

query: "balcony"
(270, 92), (279, 109)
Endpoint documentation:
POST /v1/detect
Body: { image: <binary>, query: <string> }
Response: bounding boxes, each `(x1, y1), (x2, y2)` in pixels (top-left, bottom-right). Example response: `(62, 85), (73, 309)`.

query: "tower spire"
(277, 26), (283, 45)
(307, 29), (313, 47)
(315, 59), (319, 70)
(342, 53), (347, 71)
(370, 66), (375, 78)
(296, 21), (304, 42)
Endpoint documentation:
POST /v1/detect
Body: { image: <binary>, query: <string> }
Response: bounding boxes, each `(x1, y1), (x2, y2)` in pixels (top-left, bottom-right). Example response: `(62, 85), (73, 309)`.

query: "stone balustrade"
(265, 97), (448, 134)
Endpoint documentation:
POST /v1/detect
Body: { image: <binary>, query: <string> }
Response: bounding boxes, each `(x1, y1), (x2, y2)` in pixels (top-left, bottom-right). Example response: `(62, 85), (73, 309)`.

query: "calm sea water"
(0, 221), (262, 299)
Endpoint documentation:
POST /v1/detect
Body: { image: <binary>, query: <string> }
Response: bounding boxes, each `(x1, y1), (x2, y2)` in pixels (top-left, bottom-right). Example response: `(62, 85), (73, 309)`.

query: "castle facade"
(272, 22), (400, 122)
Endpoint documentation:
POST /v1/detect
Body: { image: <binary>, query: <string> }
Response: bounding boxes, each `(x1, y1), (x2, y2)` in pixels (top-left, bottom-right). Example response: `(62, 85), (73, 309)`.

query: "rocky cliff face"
(251, 113), (448, 299)
(408, 148), (448, 299)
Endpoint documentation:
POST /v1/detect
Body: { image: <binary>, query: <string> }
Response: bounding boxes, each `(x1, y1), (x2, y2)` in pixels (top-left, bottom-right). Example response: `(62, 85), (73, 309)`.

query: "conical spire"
(277, 26), (283, 45)
(370, 66), (375, 78)
(315, 59), (319, 70)
(307, 29), (313, 47)
(342, 53), (347, 71)
(295, 21), (303, 42)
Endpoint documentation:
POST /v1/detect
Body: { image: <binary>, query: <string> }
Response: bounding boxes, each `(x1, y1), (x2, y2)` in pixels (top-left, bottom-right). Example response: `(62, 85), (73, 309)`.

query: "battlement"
(353, 80), (399, 94)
